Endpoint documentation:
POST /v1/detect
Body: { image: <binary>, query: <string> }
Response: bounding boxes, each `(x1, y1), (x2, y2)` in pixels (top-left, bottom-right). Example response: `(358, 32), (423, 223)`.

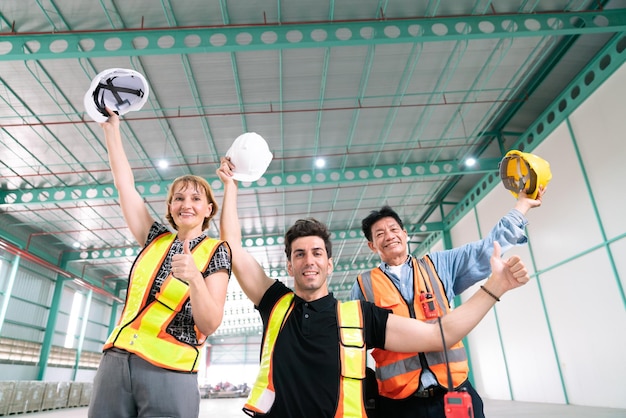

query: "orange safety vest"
(104, 231), (222, 372)
(356, 256), (468, 399)
(243, 293), (367, 418)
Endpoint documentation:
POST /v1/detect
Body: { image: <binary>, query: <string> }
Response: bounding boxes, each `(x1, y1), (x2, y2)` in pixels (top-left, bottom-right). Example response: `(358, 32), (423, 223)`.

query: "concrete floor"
(18, 397), (626, 417)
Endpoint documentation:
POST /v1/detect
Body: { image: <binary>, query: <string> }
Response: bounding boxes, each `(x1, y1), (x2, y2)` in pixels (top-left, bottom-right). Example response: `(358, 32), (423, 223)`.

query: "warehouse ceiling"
(1, 0), (625, 337)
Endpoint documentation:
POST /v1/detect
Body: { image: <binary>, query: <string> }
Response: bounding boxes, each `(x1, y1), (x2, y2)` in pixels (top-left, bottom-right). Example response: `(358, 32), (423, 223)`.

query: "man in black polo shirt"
(217, 158), (530, 418)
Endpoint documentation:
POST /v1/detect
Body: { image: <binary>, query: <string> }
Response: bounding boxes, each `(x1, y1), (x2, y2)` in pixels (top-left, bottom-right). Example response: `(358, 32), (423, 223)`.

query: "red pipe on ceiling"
(0, 97), (524, 129)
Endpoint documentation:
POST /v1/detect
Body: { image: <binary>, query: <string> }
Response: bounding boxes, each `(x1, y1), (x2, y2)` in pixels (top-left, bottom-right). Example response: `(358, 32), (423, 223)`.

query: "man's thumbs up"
(486, 241), (530, 298)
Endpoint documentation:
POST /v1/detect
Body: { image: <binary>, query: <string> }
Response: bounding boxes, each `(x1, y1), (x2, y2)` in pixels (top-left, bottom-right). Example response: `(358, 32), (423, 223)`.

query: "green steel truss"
(1, 10), (626, 61)
(60, 223), (442, 264)
(0, 158), (501, 206)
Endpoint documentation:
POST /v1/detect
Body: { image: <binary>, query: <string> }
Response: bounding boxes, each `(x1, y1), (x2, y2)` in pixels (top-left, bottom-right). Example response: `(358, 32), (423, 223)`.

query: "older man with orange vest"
(352, 191), (545, 418)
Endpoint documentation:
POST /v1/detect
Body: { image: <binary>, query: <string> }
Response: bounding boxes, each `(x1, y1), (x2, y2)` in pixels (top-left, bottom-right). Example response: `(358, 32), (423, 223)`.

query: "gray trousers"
(88, 349), (200, 418)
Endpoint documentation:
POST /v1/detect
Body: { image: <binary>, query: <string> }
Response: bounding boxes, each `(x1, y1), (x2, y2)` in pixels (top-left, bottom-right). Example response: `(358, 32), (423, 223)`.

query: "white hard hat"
(226, 132), (273, 182)
(84, 68), (149, 123)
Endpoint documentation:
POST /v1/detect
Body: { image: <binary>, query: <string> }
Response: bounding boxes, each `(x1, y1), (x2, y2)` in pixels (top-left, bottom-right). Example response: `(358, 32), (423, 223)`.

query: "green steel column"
(73, 289), (93, 381)
(37, 274), (67, 380)
(0, 254), (20, 334)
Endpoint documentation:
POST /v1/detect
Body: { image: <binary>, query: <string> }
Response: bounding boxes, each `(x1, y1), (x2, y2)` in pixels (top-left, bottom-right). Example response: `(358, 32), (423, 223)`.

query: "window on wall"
(64, 292), (84, 349)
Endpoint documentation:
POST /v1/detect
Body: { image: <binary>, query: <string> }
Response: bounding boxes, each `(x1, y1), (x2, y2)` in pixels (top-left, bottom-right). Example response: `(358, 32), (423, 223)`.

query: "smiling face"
(165, 175), (217, 232)
(166, 182), (213, 234)
(287, 235), (333, 301)
(368, 216), (409, 266)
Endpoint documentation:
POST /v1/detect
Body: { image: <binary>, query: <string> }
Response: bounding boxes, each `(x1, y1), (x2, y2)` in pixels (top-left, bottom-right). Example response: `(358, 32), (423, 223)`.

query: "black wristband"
(480, 285), (500, 302)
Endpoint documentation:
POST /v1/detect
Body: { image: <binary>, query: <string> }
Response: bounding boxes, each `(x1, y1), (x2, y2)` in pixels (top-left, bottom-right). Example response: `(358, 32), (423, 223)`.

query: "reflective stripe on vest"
(243, 295), (367, 418)
(104, 232), (221, 372)
(357, 256), (468, 398)
(243, 293), (295, 416)
(335, 300), (367, 418)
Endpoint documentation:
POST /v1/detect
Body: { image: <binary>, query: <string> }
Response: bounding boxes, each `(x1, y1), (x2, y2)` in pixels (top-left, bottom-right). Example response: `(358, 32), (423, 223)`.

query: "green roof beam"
(0, 158), (500, 206)
(1, 10), (626, 61)
(60, 223), (442, 262)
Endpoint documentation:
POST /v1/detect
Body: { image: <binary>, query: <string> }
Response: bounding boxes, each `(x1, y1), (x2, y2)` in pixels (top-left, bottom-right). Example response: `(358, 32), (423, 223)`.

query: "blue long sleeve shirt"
(350, 208), (529, 307)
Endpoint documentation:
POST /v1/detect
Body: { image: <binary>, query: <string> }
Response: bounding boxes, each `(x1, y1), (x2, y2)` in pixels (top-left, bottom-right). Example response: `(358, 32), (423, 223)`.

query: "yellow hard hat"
(498, 150), (552, 199)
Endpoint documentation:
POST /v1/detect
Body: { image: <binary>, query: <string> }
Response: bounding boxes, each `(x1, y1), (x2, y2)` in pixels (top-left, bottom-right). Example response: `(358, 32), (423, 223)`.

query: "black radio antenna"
(437, 316), (454, 392)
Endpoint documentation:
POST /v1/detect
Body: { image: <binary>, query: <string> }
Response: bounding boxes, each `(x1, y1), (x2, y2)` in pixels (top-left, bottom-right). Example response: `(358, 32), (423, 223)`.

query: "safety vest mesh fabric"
(357, 256), (468, 399)
(243, 293), (295, 416)
(104, 232), (221, 372)
(335, 300), (367, 418)
(243, 295), (367, 418)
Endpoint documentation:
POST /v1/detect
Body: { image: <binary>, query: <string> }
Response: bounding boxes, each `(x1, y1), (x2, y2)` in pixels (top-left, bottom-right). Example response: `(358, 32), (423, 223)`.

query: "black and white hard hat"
(83, 68), (149, 122)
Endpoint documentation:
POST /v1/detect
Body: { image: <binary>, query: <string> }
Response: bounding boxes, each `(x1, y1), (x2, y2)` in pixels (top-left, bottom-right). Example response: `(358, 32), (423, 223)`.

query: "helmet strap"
(92, 76), (145, 117)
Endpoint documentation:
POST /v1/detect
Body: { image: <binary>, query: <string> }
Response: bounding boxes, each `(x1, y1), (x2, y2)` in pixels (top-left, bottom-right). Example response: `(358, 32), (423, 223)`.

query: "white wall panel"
(449, 207), (481, 245)
(568, 65), (626, 240)
(497, 280), (564, 404)
(539, 249), (625, 408)
(524, 123), (604, 271)
(463, 293), (510, 399)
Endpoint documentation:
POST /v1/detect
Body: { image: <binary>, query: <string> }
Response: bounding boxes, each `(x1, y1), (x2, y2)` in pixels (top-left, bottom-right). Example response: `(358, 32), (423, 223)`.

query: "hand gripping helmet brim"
(226, 132), (273, 182)
(499, 150), (552, 199)
(84, 68), (149, 123)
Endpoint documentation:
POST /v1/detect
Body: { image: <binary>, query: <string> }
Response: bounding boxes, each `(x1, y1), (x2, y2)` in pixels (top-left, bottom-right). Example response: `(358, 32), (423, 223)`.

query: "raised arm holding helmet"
(88, 107), (231, 418)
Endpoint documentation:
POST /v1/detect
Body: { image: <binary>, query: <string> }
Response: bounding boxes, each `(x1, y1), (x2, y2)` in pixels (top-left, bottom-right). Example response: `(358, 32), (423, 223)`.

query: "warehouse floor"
(19, 397), (626, 417)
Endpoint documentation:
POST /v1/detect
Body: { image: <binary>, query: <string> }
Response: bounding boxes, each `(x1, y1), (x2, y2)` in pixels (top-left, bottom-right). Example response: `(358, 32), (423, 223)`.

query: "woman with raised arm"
(88, 109), (231, 418)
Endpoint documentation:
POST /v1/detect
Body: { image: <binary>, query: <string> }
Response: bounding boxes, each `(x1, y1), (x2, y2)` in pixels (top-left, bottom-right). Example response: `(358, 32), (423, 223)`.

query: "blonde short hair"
(165, 175), (218, 231)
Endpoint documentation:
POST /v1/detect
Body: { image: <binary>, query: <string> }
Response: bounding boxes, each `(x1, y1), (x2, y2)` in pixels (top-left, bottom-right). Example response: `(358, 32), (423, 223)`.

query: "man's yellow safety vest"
(104, 231), (223, 372)
(243, 293), (368, 418)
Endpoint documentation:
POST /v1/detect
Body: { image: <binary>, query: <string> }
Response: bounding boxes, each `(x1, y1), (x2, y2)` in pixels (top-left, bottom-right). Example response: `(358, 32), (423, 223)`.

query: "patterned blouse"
(140, 222), (231, 345)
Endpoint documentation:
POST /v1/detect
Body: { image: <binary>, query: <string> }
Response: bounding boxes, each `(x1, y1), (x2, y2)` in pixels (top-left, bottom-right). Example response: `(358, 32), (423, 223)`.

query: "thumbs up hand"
(484, 241), (531, 300)
(171, 239), (198, 283)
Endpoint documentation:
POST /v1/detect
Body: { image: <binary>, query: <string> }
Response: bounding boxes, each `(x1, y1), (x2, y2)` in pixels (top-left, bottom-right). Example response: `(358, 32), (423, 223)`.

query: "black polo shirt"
(253, 280), (389, 418)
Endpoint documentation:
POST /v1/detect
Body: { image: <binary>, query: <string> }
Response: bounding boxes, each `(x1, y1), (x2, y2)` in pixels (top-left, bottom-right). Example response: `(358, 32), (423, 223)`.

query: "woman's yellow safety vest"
(356, 256), (468, 399)
(104, 232), (222, 372)
(243, 293), (368, 418)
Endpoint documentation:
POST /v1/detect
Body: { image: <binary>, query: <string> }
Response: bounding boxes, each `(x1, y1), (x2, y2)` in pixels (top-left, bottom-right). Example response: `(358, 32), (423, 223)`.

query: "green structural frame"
(0, 158), (501, 205)
(1, 10), (626, 61)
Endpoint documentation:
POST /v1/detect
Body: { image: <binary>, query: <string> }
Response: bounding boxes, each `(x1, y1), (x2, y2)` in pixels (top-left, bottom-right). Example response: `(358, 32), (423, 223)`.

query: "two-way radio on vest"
(437, 316), (474, 418)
